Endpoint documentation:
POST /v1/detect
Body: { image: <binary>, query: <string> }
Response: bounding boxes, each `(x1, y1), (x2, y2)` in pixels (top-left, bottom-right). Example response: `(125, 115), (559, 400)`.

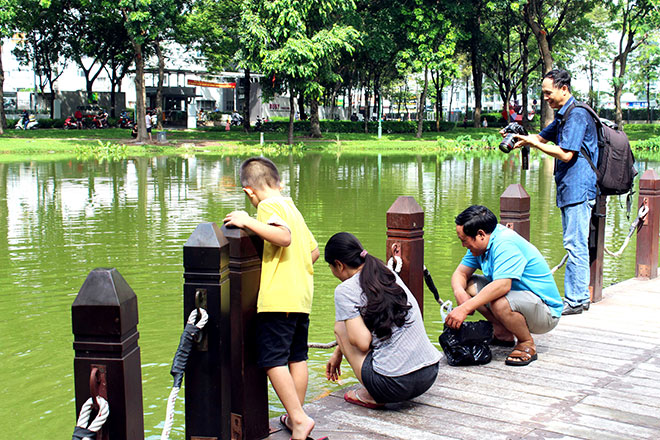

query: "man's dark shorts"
(361, 351), (439, 404)
(256, 312), (309, 369)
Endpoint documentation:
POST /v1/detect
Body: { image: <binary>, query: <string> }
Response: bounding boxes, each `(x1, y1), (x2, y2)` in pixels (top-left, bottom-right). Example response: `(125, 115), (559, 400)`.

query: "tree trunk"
(0, 45), (5, 134)
(364, 75), (370, 133)
(297, 91), (306, 120)
(521, 30), (531, 132)
(464, 77), (469, 121)
(347, 83), (353, 117)
(288, 89), (295, 145)
(471, 42), (482, 128)
(363, 80), (370, 134)
(524, 0), (554, 128)
(448, 82), (455, 123)
(588, 60), (595, 109)
(309, 97), (322, 138)
(647, 80), (651, 123)
(416, 66), (428, 138)
(155, 41), (165, 129)
(131, 40), (147, 142)
(243, 68), (251, 132)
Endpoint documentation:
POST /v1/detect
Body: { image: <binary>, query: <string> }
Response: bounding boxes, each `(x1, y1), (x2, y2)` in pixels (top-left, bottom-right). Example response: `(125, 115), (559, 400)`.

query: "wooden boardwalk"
(267, 277), (660, 439)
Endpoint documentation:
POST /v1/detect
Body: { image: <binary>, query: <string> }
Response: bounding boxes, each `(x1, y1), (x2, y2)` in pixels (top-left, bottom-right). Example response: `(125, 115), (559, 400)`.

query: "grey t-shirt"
(334, 271), (441, 377)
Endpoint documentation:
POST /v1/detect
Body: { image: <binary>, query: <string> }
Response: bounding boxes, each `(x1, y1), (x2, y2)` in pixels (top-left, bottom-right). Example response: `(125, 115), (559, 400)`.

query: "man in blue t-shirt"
(446, 205), (562, 366)
(512, 69), (598, 315)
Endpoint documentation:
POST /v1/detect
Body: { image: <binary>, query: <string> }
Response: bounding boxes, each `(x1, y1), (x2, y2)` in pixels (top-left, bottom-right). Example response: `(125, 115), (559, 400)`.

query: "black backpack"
(562, 101), (637, 197)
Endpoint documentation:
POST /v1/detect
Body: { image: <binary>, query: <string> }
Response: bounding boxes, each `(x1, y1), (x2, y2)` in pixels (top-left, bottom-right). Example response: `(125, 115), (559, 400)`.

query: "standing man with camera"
(512, 69), (598, 315)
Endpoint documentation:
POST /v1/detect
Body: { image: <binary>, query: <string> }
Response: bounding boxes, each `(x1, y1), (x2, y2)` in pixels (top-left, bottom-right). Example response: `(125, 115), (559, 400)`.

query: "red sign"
(187, 79), (236, 89)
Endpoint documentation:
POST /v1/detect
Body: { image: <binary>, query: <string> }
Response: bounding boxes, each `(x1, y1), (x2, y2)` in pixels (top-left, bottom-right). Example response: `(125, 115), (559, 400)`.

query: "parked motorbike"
(118, 112), (134, 129)
(63, 116), (79, 129)
(93, 115), (109, 129)
(15, 114), (39, 130)
(230, 112), (243, 126)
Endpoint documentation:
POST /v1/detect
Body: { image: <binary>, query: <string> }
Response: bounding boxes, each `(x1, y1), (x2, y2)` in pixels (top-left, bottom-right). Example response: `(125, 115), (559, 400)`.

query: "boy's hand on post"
(223, 210), (253, 229)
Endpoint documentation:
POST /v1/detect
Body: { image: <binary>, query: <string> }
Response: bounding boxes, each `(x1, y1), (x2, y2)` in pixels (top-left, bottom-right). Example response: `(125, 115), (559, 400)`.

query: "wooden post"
(222, 225), (269, 440)
(183, 222), (231, 440)
(499, 183), (530, 241)
(637, 169), (660, 278)
(386, 196), (425, 317)
(589, 195), (607, 302)
(72, 268), (144, 440)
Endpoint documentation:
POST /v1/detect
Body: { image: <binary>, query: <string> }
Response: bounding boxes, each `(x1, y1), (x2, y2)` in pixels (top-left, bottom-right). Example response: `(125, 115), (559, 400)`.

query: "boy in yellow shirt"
(224, 157), (322, 440)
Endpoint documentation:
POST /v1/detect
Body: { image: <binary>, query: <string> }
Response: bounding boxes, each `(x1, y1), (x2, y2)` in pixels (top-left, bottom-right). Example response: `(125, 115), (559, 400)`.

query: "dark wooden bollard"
(183, 222), (231, 440)
(500, 183), (530, 241)
(637, 169), (660, 278)
(72, 268), (144, 440)
(589, 195), (607, 302)
(387, 196), (425, 317)
(222, 225), (269, 440)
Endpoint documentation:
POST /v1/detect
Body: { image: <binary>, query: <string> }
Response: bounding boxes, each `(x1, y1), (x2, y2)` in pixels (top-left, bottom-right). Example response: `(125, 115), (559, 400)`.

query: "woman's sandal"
(343, 388), (384, 409)
(505, 343), (537, 366)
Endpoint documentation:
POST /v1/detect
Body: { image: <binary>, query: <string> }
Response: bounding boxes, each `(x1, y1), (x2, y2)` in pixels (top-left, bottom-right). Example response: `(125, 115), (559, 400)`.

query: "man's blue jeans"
(561, 199), (595, 306)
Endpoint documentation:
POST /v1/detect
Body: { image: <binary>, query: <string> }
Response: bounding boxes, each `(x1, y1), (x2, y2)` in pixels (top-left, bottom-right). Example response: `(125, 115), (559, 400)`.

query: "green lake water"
(0, 152), (655, 439)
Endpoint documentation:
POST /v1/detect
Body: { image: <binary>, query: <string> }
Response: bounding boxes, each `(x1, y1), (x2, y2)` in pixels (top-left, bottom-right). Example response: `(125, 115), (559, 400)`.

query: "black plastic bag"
(438, 320), (493, 366)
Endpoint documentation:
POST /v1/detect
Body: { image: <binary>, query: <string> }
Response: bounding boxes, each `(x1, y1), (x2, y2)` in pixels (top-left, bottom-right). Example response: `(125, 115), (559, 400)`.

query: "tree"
(565, 5), (613, 109)
(182, 0), (243, 127)
(0, 0), (18, 133)
(239, 0), (358, 144)
(629, 32), (660, 122)
(521, 0), (597, 127)
(608, 0), (660, 127)
(398, 0), (456, 138)
(13, 0), (68, 119)
(117, 0), (188, 142)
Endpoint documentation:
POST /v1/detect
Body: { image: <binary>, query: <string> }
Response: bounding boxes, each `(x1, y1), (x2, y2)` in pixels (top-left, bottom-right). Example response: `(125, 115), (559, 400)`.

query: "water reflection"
(0, 153), (654, 438)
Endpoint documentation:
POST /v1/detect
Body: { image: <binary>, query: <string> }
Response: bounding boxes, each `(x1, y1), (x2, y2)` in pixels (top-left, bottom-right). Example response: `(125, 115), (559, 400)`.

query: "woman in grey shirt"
(325, 232), (441, 408)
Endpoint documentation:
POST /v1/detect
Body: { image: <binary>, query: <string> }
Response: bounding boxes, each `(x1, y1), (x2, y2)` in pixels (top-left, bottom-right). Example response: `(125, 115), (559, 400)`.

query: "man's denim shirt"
(539, 96), (598, 208)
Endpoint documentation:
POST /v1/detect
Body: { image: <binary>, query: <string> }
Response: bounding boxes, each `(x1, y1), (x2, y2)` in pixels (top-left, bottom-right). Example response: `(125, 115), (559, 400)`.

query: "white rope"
(308, 340), (338, 349)
(160, 386), (180, 440)
(76, 396), (109, 436)
(160, 308), (208, 440)
(387, 255), (403, 273)
(550, 253), (569, 274)
(187, 308), (208, 329)
(604, 204), (648, 258)
(439, 300), (453, 321)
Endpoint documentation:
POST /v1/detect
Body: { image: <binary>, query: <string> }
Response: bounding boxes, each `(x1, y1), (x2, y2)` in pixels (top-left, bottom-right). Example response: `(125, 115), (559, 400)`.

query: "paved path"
(267, 277), (660, 439)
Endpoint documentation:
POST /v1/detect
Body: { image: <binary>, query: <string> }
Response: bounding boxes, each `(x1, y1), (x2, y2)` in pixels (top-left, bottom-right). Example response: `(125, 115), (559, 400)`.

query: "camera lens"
(499, 134), (516, 153)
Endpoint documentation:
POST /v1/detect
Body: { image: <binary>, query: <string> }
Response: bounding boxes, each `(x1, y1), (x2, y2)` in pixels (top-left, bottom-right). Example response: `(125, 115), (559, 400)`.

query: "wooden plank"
(262, 277), (660, 440)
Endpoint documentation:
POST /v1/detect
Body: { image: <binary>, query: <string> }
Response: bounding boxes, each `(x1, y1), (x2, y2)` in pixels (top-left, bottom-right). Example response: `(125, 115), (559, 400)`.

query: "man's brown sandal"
(505, 343), (537, 366)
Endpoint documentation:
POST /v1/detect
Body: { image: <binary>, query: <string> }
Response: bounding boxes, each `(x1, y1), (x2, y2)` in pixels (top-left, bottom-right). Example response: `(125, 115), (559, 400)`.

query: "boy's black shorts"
(256, 312), (309, 368)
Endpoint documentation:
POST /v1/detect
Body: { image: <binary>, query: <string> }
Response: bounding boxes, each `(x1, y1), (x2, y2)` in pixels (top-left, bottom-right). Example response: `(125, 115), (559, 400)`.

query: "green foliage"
(35, 118), (66, 128)
(634, 136), (660, 150)
(256, 120), (456, 134)
(435, 134), (500, 152)
(74, 140), (128, 161)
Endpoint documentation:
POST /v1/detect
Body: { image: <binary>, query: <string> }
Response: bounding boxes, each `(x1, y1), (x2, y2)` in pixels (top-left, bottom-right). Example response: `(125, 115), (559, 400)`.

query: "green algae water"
(0, 153), (654, 439)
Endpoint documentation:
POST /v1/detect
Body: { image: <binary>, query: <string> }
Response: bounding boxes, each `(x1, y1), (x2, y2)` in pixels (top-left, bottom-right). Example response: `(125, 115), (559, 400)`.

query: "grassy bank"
(1, 125), (660, 162)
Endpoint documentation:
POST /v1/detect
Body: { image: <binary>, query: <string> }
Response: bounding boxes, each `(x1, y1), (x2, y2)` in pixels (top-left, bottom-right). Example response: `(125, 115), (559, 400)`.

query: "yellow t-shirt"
(256, 196), (317, 313)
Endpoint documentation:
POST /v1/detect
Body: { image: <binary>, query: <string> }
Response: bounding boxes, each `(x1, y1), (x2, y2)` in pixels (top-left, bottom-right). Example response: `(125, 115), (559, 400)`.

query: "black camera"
(499, 122), (528, 153)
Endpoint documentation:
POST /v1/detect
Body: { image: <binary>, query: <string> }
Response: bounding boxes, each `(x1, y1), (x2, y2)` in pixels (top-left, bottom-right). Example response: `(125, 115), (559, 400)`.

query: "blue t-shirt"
(460, 224), (563, 317)
(539, 96), (598, 208)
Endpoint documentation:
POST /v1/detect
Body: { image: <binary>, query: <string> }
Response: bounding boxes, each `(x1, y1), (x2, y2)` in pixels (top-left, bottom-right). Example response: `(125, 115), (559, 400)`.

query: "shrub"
(635, 136), (660, 151)
(259, 119), (455, 133)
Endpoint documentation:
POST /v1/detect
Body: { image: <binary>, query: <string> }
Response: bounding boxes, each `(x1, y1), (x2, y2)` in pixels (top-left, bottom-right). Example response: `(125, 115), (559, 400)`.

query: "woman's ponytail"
(325, 232), (411, 340)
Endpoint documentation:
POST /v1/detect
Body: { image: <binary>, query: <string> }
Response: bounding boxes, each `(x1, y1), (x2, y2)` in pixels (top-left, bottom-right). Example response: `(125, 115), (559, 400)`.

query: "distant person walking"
(145, 111), (153, 142)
